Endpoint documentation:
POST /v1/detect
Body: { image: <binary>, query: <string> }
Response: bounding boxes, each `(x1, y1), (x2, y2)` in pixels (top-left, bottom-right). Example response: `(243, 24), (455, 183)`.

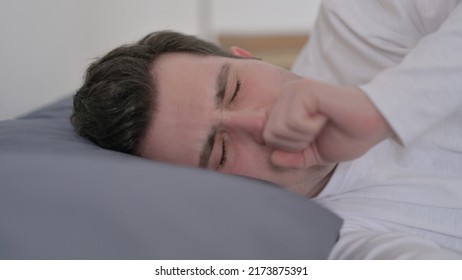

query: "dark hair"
(71, 31), (235, 155)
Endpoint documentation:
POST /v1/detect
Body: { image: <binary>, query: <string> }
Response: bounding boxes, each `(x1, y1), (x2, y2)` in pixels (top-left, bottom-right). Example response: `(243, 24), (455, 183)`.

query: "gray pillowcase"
(0, 95), (342, 259)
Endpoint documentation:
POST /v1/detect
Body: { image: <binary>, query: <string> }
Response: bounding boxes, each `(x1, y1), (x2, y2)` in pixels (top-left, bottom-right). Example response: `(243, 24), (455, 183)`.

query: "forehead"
(155, 53), (222, 102)
(139, 53), (223, 165)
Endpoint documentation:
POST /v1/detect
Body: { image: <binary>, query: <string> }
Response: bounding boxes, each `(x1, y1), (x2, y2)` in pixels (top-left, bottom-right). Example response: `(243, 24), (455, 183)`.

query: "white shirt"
(293, 0), (462, 259)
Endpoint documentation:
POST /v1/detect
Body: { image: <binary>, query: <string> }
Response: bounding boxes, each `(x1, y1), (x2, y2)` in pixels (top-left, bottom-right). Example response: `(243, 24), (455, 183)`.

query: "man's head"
(72, 31), (235, 155)
(73, 31), (334, 197)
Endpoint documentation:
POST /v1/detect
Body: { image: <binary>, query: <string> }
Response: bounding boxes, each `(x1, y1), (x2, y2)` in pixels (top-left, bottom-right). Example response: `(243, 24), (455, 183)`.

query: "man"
(72, 31), (390, 197)
(73, 0), (462, 259)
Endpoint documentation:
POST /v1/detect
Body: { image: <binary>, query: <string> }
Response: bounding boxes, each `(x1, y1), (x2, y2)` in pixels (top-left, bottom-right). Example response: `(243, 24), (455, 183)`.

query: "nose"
(223, 110), (267, 145)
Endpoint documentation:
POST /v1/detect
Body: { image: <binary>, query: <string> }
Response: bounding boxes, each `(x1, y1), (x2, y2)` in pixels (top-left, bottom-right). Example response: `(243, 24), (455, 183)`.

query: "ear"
(229, 46), (254, 58)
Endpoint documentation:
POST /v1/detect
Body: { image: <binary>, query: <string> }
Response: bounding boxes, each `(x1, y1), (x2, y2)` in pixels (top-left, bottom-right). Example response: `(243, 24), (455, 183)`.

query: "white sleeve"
(360, 3), (462, 146)
(330, 228), (462, 260)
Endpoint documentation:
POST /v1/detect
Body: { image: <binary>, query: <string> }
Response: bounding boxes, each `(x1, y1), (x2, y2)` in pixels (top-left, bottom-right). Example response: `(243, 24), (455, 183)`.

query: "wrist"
(311, 80), (394, 145)
(354, 87), (395, 143)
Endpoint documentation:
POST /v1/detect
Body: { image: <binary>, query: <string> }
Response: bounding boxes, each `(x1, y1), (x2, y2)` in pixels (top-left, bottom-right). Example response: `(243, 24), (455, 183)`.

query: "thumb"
(270, 143), (324, 169)
(271, 150), (305, 169)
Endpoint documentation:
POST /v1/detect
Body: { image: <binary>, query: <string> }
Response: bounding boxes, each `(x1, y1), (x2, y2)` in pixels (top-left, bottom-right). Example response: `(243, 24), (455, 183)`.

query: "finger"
(264, 113), (328, 151)
(265, 138), (311, 152)
(270, 150), (305, 169)
(269, 112), (327, 137)
(299, 113), (328, 134)
(271, 143), (326, 169)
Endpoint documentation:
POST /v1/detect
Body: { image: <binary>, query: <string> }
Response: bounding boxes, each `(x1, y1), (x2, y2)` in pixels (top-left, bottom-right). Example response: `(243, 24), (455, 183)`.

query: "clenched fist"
(263, 79), (394, 168)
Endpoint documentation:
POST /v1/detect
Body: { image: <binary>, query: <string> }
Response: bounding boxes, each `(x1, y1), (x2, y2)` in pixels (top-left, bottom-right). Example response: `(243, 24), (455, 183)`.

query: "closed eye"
(229, 80), (241, 103)
(218, 138), (227, 170)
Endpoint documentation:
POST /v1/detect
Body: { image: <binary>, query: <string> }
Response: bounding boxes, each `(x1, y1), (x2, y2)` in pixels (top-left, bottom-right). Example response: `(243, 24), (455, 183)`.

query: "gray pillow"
(0, 95), (342, 259)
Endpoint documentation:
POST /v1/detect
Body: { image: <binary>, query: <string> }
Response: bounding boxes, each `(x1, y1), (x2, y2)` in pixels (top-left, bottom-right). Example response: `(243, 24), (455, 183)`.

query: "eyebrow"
(198, 63), (230, 168)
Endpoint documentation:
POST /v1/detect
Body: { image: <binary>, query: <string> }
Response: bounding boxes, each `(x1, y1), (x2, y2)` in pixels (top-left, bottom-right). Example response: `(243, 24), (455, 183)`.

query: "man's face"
(140, 52), (332, 196)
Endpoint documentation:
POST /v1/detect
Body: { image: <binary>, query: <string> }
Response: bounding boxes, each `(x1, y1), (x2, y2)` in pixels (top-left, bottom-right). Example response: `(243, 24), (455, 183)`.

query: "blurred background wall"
(0, 0), (321, 120)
